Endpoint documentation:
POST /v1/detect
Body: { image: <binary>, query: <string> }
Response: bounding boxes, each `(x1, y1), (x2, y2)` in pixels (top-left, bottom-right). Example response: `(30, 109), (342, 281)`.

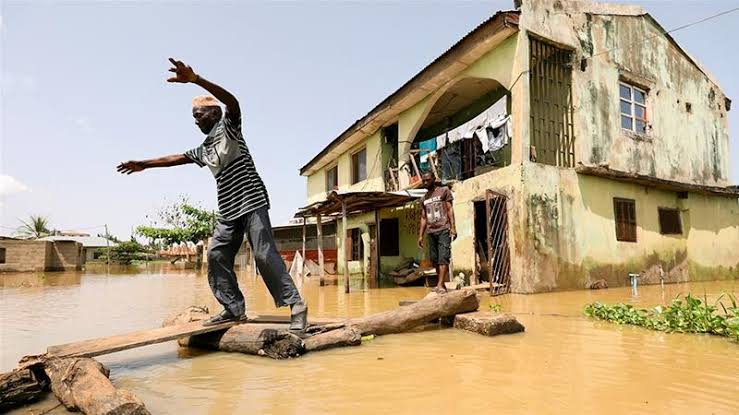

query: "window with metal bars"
(529, 36), (575, 167)
(619, 82), (648, 134)
(658, 208), (682, 235)
(613, 198), (637, 242)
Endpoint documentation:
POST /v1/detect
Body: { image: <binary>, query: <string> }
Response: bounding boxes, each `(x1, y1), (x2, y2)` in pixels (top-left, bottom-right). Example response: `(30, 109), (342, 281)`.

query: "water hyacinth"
(584, 293), (739, 342)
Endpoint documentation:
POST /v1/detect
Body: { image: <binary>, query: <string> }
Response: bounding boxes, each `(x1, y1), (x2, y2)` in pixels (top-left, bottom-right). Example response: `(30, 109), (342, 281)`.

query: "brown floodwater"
(1, 264), (737, 414)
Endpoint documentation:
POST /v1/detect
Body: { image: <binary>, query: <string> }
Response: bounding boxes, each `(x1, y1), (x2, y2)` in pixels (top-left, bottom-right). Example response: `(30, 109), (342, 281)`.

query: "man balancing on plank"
(117, 58), (308, 330)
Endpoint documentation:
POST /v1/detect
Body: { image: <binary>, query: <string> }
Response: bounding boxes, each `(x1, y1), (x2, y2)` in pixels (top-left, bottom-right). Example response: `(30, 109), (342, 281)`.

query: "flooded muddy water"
(1, 264), (737, 414)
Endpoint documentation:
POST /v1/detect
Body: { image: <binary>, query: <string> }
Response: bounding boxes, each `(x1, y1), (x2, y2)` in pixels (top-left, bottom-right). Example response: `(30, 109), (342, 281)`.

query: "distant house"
(0, 238), (82, 272)
(40, 235), (115, 264)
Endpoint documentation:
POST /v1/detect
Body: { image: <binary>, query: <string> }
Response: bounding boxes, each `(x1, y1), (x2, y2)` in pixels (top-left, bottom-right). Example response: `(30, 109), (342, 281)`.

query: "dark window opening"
(0, 247), (5, 264)
(658, 208), (682, 235)
(383, 124), (399, 163)
(326, 165), (338, 192)
(351, 148), (367, 184)
(379, 218), (400, 256)
(350, 228), (363, 261)
(613, 198), (637, 242)
(473, 200), (489, 282)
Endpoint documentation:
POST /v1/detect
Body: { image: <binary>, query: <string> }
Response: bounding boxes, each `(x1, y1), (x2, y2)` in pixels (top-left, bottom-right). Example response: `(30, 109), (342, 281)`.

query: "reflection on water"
(1, 264), (737, 414)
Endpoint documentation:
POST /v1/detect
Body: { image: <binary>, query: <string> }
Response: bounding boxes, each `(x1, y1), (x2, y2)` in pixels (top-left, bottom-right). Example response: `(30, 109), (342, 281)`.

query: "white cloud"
(2, 72), (37, 92)
(0, 174), (30, 196)
(74, 116), (93, 132)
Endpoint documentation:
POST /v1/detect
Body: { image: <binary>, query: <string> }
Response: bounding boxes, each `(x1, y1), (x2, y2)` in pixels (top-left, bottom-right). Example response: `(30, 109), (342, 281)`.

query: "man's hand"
(450, 229), (457, 241)
(167, 58), (198, 83)
(117, 160), (146, 175)
(417, 236), (425, 249)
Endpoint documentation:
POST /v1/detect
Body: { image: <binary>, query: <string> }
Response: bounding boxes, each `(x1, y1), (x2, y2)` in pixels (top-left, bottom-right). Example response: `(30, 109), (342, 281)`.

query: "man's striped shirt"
(184, 111), (270, 221)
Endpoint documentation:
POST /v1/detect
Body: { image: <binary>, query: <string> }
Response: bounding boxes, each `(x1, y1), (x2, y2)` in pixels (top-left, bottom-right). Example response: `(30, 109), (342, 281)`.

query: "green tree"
(17, 215), (51, 239)
(135, 196), (216, 245)
(102, 240), (149, 264)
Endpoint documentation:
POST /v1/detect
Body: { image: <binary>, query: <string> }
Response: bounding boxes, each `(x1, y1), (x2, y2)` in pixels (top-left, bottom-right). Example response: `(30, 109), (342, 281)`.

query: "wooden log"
(350, 288), (479, 336)
(44, 357), (149, 415)
(308, 289), (479, 345)
(163, 307), (304, 359)
(0, 367), (48, 411)
(453, 312), (525, 337)
(303, 327), (362, 352)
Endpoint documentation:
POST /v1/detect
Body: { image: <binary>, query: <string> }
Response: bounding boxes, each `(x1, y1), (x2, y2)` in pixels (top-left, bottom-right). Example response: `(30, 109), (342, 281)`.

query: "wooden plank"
(47, 314), (341, 359)
(47, 320), (242, 358)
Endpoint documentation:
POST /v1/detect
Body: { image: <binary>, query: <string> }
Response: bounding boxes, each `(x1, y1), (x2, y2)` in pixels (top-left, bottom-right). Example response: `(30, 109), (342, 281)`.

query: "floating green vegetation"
(585, 293), (739, 342)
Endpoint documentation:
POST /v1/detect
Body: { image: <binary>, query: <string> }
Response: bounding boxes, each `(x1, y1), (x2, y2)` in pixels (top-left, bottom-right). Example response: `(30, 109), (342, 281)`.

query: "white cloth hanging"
(478, 114), (512, 153)
(435, 98), (507, 149)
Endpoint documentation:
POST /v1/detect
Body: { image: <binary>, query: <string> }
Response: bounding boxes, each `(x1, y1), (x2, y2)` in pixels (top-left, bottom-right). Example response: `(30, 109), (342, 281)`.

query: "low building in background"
(0, 238), (82, 272)
(40, 235), (115, 264)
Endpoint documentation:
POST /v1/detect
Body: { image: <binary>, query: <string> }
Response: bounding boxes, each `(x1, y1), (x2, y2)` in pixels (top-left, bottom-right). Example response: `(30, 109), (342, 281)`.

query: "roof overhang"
(576, 165), (739, 198)
(300, 10), (520, 176)
(296, 190), (426, 218)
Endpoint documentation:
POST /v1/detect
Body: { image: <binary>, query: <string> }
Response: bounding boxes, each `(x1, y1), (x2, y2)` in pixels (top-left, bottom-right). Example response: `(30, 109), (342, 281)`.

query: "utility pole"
(104, 224), (111, 269)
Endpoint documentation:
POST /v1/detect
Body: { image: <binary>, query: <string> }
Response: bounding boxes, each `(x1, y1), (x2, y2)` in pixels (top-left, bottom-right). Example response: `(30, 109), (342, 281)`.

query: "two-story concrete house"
(298, 0), (739, 293)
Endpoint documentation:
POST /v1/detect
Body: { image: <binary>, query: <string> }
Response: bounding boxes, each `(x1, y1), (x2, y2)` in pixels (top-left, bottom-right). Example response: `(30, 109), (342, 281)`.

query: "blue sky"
(1, 0), (738, 239)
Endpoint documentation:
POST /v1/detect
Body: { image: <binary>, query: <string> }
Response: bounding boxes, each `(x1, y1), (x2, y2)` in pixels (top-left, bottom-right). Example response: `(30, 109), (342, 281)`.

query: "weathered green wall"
(520, 0), (731, 186)
(514, 163), (739, 293)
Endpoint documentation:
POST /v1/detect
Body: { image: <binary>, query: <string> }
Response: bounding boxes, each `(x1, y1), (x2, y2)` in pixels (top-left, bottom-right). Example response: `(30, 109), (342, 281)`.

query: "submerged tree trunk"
(0, 367), (48, 411)
(44, 357), (150, 415)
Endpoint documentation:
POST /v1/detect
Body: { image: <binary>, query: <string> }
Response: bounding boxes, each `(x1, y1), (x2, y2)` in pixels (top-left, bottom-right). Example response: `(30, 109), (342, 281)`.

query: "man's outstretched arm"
(167, 58), (240, 119)
(116, 154), (193, 175)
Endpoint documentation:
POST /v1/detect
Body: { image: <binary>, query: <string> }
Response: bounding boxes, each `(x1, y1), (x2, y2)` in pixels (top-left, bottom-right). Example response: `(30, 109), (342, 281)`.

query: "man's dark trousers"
(207, 206), (301, 317)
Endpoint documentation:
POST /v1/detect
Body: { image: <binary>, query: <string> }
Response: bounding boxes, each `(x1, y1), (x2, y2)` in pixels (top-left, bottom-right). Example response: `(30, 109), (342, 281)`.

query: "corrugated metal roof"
(300, 10), (520, 176)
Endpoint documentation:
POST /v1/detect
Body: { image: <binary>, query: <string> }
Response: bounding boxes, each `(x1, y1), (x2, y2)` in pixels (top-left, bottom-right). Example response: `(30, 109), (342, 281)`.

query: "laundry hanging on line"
(435, 99), (511, 151)
(478, 114), (512, 154)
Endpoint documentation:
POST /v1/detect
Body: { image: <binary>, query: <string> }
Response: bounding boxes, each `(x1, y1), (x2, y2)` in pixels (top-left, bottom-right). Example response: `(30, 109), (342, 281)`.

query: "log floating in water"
(0, 367), (48, 411)
(349, 288), (479, 336)
(44, 357), (150, 415)
(303, 327), (362, 352)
